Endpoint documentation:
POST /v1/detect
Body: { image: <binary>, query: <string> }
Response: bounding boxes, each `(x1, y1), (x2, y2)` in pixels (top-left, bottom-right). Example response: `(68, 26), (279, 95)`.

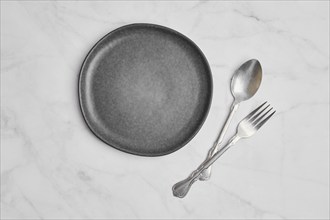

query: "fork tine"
(252, 107), (273, 126)
(255, 110), (276, 130)
(249, 104), (270, 122)
(244, 101), (267, 121)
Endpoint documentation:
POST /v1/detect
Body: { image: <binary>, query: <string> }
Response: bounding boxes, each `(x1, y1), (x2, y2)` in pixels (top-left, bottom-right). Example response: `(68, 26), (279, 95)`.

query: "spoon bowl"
(231, 59), (262, 103)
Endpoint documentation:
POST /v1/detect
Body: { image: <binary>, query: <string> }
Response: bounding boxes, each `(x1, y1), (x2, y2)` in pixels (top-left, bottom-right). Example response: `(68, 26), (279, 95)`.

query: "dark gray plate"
(79, 23), (212, 156)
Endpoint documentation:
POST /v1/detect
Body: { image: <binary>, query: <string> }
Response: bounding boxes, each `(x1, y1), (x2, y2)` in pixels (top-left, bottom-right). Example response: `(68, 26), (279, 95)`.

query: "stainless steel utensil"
(199, 59), (262, 181)
(172, 102), (275, 198)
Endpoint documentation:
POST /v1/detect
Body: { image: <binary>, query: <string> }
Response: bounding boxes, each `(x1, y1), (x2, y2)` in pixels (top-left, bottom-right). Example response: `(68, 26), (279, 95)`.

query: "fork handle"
(199, 102), (239, 181)
(172, 135), (240, 198)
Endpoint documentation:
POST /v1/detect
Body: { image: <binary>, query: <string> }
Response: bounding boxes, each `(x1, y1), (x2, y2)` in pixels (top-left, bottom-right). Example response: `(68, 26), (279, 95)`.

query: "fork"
(172, 102), (276, 198)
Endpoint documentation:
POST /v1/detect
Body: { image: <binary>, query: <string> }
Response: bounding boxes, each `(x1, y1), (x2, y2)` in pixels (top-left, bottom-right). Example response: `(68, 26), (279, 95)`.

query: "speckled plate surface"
(79, 23), (212, 156)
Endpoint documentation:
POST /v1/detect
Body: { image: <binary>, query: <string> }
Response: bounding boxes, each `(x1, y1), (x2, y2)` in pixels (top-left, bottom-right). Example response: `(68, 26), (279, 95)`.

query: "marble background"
(1, 1), (329, 219)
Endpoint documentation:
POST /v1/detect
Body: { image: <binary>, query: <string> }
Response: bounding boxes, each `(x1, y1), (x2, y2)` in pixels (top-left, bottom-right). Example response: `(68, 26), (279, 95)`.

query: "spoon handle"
(199, 101), (239, 181)
(173, 135), (240, 198)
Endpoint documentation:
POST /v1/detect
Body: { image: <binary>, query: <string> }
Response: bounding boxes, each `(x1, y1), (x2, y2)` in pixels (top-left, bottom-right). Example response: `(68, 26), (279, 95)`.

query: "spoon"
(198, 59), (262, 181)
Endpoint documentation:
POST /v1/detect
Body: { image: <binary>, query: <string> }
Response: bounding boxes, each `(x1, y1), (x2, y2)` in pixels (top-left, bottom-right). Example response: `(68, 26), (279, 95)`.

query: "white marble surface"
(1, 1), (329, 219)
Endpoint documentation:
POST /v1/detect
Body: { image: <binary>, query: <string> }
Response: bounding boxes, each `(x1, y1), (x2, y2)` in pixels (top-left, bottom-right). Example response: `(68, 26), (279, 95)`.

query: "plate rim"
(78, 23), (213, 157)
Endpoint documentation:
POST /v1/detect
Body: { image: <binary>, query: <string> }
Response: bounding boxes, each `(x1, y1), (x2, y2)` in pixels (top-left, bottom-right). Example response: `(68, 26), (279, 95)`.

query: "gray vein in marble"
(21, 192), (44, 219)
(138, 175), (171, 213)
(220, 162), (328, 188)
(275, 102), (329, 116)
(210, 182), (287, 219)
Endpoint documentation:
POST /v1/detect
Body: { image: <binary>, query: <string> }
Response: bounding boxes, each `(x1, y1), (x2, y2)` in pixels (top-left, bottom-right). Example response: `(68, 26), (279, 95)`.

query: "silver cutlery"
(172, 102), (275, 198)
(199, 59), (262, 181)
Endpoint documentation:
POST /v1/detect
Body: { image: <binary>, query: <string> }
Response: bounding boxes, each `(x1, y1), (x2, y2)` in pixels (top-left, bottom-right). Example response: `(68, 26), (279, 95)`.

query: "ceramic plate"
(79, 23), (212, 156)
